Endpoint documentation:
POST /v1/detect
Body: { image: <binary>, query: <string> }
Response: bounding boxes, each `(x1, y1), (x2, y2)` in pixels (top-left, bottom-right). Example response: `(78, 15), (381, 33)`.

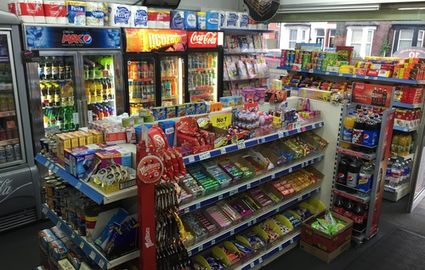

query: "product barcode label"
(199, 152), (211, 161)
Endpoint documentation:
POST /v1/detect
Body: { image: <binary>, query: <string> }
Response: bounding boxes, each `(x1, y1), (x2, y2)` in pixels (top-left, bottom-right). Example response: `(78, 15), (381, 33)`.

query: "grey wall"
(0, 0), (243, 12)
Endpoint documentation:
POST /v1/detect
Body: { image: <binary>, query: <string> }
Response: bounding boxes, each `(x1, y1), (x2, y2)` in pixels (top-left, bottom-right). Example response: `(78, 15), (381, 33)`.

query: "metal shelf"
(183, 120), (324, 165)
(339, 140), (377, 149)
(0, 110), (16, 118)
(0, 138), (19, 147)
(336, 146), (376, 160)
(277, 66), (423, 85)
(185, 185), (321, 256)
(332, 188), (370, 204)
(239, 231), (300, 270)
(393, 125), (417, 132)
(393, 101), (422, 109)
(41, 204), (139, 270)
(35, 154), (137, 204)
(179, 153), (324, 214)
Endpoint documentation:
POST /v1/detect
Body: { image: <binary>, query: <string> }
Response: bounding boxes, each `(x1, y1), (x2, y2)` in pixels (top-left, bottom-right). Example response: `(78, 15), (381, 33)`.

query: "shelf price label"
(237, 140), (246, 150)
(220, 148), (227, 155)
(98, 260), (105, 269)
(199, 152), (211, 161)
(75, 182), (82, 190)
(210, 112), (232, 129)
(89, 251), (96, 260)
(278, 130), (285, 138)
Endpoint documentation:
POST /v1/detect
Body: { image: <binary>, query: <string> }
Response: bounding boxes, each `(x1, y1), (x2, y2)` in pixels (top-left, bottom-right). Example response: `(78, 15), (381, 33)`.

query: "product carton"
(184, 10), (197, 30)
(225, 11), (239, 29)
(64, 144), (101, 179)
(43, 0), (67, 24)
(239, 12), (249, 28)
(206, 10), (219, 30)
(197, 11), (206, 30)
(108, 3), (131, 27)
(95, 146), (132, 169)
(130, 5), (148, 28)
(15, 0), (46, 23)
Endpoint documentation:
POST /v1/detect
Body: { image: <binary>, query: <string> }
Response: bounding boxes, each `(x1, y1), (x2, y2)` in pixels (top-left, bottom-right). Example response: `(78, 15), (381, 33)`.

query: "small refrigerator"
(23, 25), (124, 149)
(123, 28), (188, 114)
(0, 12), (40, 231)
(186, 31), (224, 102)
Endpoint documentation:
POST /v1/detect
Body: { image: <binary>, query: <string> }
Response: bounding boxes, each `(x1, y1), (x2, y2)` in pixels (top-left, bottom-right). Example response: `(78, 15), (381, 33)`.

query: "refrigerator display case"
(160, 54), (185, 106)
(0, 11), (40, 231)
(124, 28), (188, 113)
(126, 57), (156, 115)
(23, 25), (124, 149)
(186, 31), (224, 102)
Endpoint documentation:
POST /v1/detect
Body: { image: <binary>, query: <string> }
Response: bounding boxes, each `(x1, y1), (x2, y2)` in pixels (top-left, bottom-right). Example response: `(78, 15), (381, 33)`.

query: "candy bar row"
(179, 168), (322, 247)
(191, 198), (325, 269)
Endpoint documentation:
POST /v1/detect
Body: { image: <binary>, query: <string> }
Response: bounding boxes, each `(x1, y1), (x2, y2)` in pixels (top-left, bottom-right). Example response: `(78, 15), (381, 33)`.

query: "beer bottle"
(102, 79), (108, 101)
(65, 64), (72, 80)
(51, 57), (59, 80)
(38, 61), (45, 80)
(58, 59), (65, 80)
(54, 84), (61, 107)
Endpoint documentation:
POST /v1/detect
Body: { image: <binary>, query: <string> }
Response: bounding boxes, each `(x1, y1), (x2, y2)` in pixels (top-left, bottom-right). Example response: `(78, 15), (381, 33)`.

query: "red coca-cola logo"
(188, 31), (219, 48)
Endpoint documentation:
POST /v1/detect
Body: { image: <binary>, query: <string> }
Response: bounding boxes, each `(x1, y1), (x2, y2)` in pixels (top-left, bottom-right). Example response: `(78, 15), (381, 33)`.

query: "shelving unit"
(35, 154), (137, 204)
(183, 120), (324, 164)
(186, 185), (321, 256)
(41, 204), (139, 269)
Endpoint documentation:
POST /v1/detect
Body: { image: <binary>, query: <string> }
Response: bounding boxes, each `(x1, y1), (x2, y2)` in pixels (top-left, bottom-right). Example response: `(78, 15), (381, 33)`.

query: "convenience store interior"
(2, 0), (425, 269)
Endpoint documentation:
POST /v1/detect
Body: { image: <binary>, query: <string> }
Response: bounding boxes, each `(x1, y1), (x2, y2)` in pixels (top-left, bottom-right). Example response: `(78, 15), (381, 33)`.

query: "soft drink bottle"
(347, 158), (361, 188)
(337, 158), (349, 185)
(358, 162), (373, 191)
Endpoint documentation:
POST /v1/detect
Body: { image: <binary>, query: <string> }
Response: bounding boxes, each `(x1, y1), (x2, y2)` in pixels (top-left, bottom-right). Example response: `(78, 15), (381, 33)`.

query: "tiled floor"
(0, 197), (424, 270)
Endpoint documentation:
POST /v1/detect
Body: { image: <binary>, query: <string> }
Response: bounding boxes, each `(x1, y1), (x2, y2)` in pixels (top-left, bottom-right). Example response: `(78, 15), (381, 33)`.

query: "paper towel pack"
(67, 1), (86, 25)
(109, 3), (131, 27)
(130, 5), (148, 28)
(86, 1), (104, 26)
(44, 0), (67, 24)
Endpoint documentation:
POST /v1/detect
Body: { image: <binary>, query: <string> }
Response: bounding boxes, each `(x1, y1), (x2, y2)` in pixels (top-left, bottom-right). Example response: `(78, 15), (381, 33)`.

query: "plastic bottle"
(337, 158), (349, 185)
(358, 162), (373, 191)
(347, 158), (361, 188)
(342, 114), (355, 141)
(352, 117), (364, 145)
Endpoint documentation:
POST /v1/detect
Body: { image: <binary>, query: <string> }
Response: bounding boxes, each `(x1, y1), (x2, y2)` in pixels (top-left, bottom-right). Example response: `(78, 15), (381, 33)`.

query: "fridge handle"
(78, 99), (88, 128)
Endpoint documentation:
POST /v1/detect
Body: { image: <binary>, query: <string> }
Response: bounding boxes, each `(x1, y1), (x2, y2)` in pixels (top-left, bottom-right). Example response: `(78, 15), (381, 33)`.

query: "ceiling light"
(398, 7), (425, 10)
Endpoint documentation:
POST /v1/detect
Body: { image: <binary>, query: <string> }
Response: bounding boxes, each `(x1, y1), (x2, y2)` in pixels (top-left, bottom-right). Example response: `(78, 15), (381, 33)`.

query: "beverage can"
(0, 146), (5, 164)
(13, 144), (21, 160)
(5, 144), (14, 162)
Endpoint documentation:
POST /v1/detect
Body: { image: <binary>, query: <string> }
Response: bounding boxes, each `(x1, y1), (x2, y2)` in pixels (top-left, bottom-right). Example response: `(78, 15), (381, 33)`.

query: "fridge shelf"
(0, 56), (9, 62)
(40, 79), (72, 83)
(162, 96), (178, 100)
(41, 204), (139, 270)
(35, 154), (137, 204)
(129, 78), (154, 82)
(224, 50), (269, 55)
(0, 138), (19, 146)
(0, 110), (16, 118)
(88, 99), (115, 105)
(189, 67), (216, 72)
(161, 76), (177, 80)
(130, 100), (155, 104)
(189, 86), (214, 91)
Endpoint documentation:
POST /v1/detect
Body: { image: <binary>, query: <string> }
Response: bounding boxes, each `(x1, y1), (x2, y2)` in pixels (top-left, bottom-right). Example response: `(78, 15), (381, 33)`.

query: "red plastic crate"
(300, 211), (353, 253)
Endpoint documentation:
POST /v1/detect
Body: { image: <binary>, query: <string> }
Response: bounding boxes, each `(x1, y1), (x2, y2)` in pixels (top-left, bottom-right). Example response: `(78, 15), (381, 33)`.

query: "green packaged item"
(311, 211), (346, 236)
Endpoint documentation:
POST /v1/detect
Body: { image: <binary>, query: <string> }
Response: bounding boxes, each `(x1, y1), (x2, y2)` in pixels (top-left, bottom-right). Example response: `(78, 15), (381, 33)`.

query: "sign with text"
(25, 26), (121, 49)
(210, 112), (232, 129)
(394, 47), (425, 59)
(187, 31), (222, 48)
(125, 28), (187, 52)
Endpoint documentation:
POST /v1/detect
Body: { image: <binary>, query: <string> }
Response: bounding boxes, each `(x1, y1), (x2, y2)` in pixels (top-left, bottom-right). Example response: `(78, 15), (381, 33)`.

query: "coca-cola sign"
(188, 31), (220, 48)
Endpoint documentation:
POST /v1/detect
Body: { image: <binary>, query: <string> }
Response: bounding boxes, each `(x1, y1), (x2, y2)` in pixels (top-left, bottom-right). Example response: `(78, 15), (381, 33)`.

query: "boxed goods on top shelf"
(9, 1), (267, 30)
(280, 49), (425, 81)
(394, 86), (423, 104)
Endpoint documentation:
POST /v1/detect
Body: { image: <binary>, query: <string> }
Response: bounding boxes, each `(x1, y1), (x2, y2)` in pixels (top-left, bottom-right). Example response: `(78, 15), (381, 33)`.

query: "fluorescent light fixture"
(279, 4), (380, 13)
(398, 7), (425, 10)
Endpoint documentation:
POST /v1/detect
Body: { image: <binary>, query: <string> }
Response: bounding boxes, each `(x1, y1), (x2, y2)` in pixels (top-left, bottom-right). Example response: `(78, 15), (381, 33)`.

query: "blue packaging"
(220, 12), (225, 29)
(195, 102), (207, 114)
(206, 11), (219, 30)
(225, 11), (239, 28)
(152, 107), (167, 120)
(184, 10), (198, 30)
(170, 10), (184, 29)
(132, 6), (148, 27)
(197, 12), (206, 30)
(166, 106), (177, 118)
(159, 121), (176, 146)
(67, 2), (86, 26)
(239, 12), (249, 28)
(186, 103), (196, 115)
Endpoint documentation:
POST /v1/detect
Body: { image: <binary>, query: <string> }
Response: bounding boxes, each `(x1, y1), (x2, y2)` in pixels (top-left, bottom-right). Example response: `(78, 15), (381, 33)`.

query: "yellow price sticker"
(210, 113), (232, 129)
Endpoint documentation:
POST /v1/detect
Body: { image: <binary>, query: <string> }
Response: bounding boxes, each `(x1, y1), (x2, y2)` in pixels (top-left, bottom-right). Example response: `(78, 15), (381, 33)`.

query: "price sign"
(210, 112), (232, 129)
(89, 251), (96, 260)
(237, 140), (246, 150)
(75, 182), (82, 190)
(199, 152), (211, 161)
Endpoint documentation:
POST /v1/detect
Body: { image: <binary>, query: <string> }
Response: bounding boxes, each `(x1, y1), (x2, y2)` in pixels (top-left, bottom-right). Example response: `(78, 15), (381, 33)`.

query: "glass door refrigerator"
(186, 31), (224, 102)
(0, 12), (40, 232)
(123, 28), (188, 113)
(23, 25), (123, 149)
(159, 53), (186, 106)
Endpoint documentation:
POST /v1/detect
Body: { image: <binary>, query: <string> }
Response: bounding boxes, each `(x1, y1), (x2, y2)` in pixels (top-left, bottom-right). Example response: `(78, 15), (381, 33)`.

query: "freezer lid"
(0, 11), (21, 25)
